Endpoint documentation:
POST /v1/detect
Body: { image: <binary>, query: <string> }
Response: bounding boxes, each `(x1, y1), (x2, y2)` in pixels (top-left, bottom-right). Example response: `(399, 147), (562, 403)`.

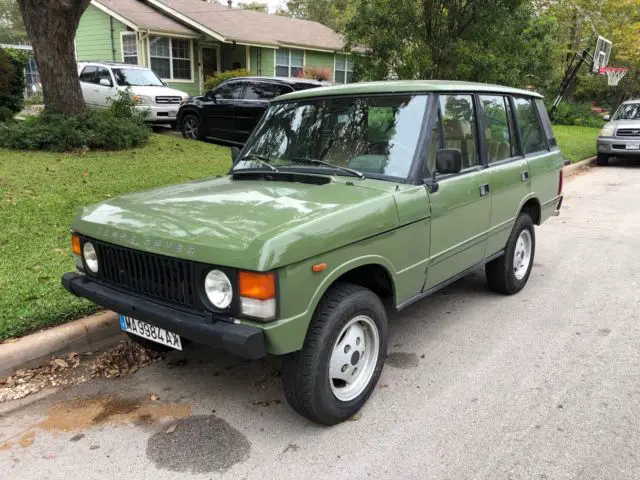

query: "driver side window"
(215, 81), (245, 100)
(425, 94), (479, 176)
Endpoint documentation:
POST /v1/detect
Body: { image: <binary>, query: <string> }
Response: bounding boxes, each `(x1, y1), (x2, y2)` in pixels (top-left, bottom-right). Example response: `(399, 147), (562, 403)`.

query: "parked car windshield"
(613, 103), (640, 120)
(235, 94), (428, 180)
(112, 68), (165, 87)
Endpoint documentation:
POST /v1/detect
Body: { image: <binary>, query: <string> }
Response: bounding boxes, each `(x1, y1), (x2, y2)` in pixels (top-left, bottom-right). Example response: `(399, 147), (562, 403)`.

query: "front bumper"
(597, 136), (640, 156)
(61, 272), (267, 359)
(137, 105), (180, 124)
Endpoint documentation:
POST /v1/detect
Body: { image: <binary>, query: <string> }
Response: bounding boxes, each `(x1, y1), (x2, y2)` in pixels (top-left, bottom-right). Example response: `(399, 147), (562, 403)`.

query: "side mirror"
(99, 78), (112, 87)
(230, 146), (241, 164)
(435, 148), (463, 175)
(602, 114), (611, 121)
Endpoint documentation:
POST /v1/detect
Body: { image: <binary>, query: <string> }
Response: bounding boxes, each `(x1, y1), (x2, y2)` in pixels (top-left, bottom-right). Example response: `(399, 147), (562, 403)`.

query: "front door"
(424, 93), (492, 290)
(201, 46), (219, 86)
(202, 80), (246, 143)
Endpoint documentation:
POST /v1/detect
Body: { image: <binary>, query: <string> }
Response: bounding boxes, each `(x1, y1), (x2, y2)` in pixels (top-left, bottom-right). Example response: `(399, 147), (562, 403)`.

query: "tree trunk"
(17, 0), (91, 115)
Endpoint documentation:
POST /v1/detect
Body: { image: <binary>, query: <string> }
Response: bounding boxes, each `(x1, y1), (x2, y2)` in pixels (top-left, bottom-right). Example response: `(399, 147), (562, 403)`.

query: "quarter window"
(514, 97), (547, 154)
(122, 33), (138, 64)
(79, 66), (97, 83)
(479, 95), (514, 164)
(335, 54), (354, 84)
(149, 36), (192, 81)
(275, 48), (304, 78)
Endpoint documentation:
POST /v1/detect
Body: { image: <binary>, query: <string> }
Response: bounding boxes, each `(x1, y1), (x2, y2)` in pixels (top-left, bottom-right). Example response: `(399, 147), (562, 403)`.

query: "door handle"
(479, 184), (490, 196)
(520, 171), (529, 182)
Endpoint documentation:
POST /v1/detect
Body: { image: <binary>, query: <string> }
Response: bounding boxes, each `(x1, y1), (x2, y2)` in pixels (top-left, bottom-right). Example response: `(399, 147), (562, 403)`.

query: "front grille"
(155, 96), (181, 105)
(91, 239), (196, 308)
(616, 129), (640, 137)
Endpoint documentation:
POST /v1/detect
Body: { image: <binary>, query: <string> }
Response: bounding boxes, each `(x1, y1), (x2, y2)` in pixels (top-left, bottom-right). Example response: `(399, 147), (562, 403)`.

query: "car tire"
(282, 282), (388, 426)
(485, 213), (535, 295)
(125, 332), (190, 353)
(181, 114), (201, 140)
(596, 153), (609, 166)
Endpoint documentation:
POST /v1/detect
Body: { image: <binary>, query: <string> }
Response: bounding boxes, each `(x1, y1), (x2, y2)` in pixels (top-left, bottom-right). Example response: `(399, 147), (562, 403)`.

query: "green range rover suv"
(62, 81), (564, 425)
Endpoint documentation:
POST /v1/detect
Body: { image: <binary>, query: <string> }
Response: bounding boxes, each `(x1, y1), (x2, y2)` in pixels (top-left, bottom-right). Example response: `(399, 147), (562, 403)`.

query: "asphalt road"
(2, 159), (640, 480)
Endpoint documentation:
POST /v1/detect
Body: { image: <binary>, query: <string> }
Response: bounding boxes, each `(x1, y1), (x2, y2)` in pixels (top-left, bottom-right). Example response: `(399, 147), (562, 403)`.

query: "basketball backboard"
(591, 35), (613, 73)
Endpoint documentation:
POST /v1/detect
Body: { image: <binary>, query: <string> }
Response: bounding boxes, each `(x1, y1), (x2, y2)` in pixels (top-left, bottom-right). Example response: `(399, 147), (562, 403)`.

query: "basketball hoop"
(599, 67), (628, 86)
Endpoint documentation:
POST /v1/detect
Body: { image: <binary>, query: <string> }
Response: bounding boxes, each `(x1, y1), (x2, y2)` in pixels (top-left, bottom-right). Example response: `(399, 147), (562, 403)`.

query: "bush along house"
(74, 0), (355, 96)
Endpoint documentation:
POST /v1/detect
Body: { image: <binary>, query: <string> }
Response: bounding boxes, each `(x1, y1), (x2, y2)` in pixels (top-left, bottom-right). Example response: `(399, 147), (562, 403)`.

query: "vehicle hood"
(72, 176), (400, 270)
(119, 85), (189, 99)
(608, 119), (640, 132)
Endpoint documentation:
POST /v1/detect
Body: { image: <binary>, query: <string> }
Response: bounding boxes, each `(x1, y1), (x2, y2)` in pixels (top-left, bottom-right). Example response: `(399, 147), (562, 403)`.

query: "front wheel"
(181, 114), (201, 140)
(485, 213), (535, 295)
(282, 283), (388, 425)
(596, 153), (609, 166)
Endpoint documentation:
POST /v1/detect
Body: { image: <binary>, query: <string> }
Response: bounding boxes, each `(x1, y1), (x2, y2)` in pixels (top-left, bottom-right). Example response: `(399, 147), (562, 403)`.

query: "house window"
(149, 36), (192, 81)
(335, 54), (353, 83)
(122, 33), (138, 64)
(275, 48), (303, 78)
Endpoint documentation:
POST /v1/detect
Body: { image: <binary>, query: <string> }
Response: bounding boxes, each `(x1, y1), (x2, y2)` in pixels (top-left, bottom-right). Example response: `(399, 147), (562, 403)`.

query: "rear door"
(480, 94), (530, 256)
(78, 66), (97, 106)
(202, 80), (246, 143)
(239, 81), (294, 142)
(424, 93), (492, 290)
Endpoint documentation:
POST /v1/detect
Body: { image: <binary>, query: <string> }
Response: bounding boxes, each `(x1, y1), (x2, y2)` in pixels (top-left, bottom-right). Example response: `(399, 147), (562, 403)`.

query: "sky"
(217, 0), (288, 13)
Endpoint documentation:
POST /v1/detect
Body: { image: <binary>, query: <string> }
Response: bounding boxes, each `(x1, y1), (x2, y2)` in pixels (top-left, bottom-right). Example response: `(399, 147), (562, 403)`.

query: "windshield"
(112, 68), (164, 87)
(613, 103), (640, 120)
(235, 94), (429, 180)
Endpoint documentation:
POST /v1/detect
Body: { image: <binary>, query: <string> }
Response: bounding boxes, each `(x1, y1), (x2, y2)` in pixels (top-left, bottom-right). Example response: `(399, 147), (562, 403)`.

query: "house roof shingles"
(93, 0), (197, 35)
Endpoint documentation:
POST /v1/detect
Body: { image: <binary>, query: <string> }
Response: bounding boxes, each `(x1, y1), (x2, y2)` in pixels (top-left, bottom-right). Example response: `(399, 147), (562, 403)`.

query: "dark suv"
(177, 77), (325, 145)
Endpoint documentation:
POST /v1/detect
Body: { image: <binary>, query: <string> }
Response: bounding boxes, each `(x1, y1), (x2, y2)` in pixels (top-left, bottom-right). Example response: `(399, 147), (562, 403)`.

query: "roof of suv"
(224, 76), (327, 86)
(77, 61), (148, 69)
(276, 80), (544, 101)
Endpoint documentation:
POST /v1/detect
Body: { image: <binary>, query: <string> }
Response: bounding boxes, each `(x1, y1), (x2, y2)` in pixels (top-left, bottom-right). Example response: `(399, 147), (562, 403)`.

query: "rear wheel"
(282, 283), (388, 425)
(596, 153), (609, 166)
(181, 114), (201, 140)
(485, 213), (535, 295)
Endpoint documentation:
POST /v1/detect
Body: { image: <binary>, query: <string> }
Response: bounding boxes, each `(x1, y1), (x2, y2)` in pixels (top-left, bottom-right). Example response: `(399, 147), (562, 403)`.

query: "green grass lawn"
(0, 134), (231, 340)
(552, 124), (600, 163)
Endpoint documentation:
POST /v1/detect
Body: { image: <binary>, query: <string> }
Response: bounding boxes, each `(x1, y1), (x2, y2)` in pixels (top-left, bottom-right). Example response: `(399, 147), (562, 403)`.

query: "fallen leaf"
(53, 359), (69, 369)
(166, 424), (177, 434)
(349, 412), (362, 421)
(150, 393), (159, 401)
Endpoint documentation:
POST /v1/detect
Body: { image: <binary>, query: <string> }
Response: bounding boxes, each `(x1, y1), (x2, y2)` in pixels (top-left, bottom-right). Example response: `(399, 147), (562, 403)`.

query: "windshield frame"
(231, 92), (432, 184)
(112, 67), (165, 87)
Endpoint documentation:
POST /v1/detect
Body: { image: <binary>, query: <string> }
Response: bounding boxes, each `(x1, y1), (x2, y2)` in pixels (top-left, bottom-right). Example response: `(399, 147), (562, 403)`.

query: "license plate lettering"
(118, 315), (182, 351)
(626, 143), (639, 150)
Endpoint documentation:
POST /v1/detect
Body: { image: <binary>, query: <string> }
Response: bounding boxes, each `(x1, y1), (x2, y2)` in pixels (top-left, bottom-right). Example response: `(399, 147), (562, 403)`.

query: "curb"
(0, 311), (123, 377)
(563, 156), (596, 175)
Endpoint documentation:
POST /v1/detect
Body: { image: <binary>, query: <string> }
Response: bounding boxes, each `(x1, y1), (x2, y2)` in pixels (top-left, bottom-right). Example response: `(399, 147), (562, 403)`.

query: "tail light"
(558, 169), (563, 195)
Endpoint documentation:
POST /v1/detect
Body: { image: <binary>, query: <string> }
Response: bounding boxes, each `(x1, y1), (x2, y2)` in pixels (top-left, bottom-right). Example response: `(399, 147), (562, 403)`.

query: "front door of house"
(202, 47), (219, 85)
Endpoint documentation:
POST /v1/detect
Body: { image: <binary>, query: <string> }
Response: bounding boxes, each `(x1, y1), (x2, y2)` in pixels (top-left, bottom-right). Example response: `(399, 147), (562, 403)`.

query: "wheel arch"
(518, 195), (541, 225)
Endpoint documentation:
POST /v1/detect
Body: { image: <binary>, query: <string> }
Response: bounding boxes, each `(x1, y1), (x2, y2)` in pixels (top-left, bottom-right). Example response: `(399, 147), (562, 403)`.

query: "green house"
(75, 0), (354, 97)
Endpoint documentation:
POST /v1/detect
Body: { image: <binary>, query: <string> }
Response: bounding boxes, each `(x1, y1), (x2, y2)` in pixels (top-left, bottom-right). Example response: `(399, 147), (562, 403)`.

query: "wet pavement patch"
(386, 352), (420, 369)
(146, 415), (250, 473)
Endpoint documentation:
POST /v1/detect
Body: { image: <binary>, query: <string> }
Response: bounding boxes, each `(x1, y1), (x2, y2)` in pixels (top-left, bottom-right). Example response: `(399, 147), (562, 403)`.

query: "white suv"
(77, 61), (190, 126)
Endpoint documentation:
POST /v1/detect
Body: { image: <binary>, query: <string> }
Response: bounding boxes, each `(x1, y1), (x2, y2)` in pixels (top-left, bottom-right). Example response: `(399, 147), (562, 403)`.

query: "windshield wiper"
(289, 157), (364, 179)
(236, 154), (278, 172)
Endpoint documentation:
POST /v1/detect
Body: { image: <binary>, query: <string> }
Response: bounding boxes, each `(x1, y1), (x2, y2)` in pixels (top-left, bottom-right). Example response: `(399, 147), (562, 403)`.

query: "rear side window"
(534, 98), (557, 148)
(479, 95), (514, 164)
(79, 66), (97, 83)
(244, 82), (292, 100)
(514, 97), (547, 155)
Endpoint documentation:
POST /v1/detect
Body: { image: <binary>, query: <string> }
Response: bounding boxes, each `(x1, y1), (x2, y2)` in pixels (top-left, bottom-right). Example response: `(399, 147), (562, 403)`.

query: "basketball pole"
(550, 48), (593, 117)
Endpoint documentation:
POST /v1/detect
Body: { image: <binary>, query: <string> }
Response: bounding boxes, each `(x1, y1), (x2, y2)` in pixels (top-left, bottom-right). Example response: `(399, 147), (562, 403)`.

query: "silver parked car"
(597, 99), (640, 165)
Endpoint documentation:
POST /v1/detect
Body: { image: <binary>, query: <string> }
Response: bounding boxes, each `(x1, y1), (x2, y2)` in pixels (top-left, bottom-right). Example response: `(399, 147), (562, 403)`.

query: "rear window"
(514, 97), (548, 155)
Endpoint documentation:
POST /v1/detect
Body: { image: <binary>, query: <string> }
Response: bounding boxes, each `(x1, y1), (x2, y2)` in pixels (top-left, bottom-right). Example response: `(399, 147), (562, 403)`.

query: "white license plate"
(119, 315), (182, 350)
(626, 143), (640, 150)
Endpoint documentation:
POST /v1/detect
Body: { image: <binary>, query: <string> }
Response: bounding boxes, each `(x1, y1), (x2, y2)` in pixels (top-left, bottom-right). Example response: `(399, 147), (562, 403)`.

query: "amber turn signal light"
(71, 233), (81, 256)
(238, 271), (275, 300)
(312, 263), (327, 272)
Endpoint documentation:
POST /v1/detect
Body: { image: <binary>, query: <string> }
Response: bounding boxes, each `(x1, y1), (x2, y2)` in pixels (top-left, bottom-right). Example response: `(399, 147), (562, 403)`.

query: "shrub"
(296, 66), (332, 81)
(551, 101), (605, 128)
(106, 88), (149, 122)
(203, 69), (250, 92)
(24, 94), (44, 106)
(0, 48), (28, 114)
(0, 107), (14, 123)
(0, 93), (151, 151)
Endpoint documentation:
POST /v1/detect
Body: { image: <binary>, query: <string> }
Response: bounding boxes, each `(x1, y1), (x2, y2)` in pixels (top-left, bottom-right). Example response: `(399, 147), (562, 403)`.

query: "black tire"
(485, 213), (535, 295)
(180, 113), (201, 140)
(282, 283), (388, 425)
(596, 153), (609, 166)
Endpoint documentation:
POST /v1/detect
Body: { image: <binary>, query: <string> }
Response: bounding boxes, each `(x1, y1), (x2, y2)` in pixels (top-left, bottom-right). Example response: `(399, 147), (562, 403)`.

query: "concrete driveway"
(1, 159), (639, 480)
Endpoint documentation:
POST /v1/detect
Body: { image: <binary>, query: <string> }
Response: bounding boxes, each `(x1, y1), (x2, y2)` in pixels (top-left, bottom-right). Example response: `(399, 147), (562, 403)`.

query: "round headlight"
(83, 241), (99, 274)
(204, 270), (232, 309)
